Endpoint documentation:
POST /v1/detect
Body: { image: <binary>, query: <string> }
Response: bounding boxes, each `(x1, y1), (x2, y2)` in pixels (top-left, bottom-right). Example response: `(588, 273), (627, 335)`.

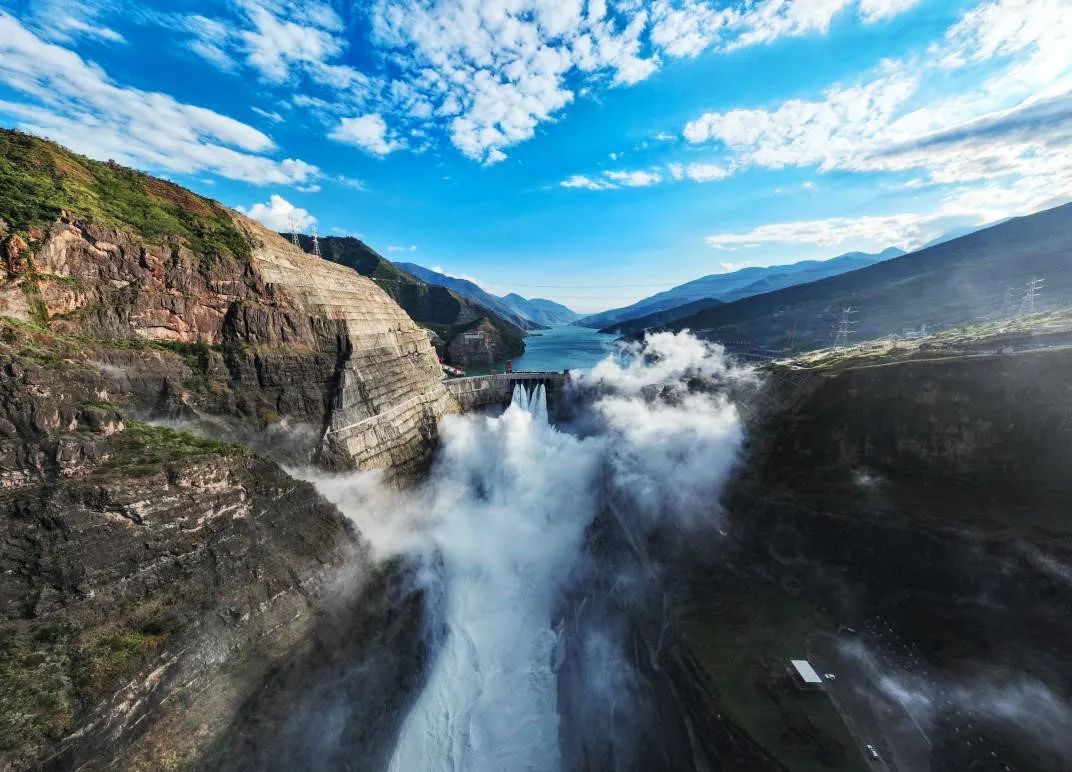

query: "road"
(809, 619), (1018, 772)
(809, 632), (931, 772)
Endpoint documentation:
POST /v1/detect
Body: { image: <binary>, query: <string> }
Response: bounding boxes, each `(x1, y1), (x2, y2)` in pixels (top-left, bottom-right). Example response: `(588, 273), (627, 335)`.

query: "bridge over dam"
(444, 372), (569, 412)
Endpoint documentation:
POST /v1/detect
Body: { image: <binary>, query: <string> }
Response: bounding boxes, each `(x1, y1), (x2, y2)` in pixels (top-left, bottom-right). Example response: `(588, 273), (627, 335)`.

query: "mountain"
(576, 248), (904, 330)
(601, 297), (724, 335)
(295, 236), (526, 365)
(918, 219), (1012, 250)
(397, 262), (542, 330)
(658, 201), (1072, 351)
(398, 263), (580, 328)
(0, 129), (456, 767)
(498, 292), (580, 325)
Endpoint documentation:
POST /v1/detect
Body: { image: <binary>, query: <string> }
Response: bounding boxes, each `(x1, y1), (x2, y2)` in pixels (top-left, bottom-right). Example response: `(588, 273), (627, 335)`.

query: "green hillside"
(0, 129), (248, 262)
(661, 202), (1072, 351)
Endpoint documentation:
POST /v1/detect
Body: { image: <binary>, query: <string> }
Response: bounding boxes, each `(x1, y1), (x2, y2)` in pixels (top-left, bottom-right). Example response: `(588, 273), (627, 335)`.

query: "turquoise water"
(511, 324), (618, 373)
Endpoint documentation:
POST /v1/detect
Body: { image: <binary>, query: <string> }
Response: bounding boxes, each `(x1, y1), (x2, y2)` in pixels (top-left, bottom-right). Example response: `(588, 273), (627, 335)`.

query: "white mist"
(388, 383), (601, 772)
(308, 333), (749, 771)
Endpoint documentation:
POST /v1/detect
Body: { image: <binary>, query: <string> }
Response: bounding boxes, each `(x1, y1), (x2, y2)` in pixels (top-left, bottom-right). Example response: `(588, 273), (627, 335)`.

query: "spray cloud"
(305, 332), (752, 771)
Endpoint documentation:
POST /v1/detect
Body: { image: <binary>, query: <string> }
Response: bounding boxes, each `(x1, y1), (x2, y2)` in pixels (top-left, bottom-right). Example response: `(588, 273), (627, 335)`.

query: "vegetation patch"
(0, 612), (181, 756)
(678, 582), (864, 772)
(0, 130), (250, 263)
(102, 421), (246, 475)
(74, 628), (166, 700)
(0, 624), (77, 753)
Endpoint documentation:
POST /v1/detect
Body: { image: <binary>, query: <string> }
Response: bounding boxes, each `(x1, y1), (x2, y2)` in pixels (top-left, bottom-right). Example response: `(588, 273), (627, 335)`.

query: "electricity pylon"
(833, 307), (856, 349)
(1017, 277), (1044, 317)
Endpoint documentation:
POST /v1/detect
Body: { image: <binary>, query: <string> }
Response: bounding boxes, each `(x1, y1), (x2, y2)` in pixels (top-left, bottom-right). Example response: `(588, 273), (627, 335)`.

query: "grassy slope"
(0, 130), (249, 262)
(678, 583), (865, 772)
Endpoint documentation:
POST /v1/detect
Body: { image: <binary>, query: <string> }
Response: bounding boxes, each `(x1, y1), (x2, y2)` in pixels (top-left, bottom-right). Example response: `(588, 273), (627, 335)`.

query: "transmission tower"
(832, 306), (856, 350)
(288, 215), (300, 247)
(311, 224), (323, 260)
(1017, 277), (1044, 317)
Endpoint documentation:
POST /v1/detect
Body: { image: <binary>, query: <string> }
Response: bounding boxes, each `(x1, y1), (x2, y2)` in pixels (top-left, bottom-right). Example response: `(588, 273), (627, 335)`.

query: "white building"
(789, 659), (824, 690)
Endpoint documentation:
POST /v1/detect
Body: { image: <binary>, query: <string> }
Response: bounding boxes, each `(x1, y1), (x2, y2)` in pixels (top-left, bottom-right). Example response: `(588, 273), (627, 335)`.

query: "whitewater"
(314, 332), (749, 771)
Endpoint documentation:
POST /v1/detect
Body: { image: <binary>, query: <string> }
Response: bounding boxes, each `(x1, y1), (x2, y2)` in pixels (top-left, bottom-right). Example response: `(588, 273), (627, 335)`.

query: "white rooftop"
(790, 659), (823, 684)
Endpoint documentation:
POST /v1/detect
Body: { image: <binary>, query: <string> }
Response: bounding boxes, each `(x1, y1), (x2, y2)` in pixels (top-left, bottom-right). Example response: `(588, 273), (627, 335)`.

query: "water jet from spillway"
(311, 333), (750, 772)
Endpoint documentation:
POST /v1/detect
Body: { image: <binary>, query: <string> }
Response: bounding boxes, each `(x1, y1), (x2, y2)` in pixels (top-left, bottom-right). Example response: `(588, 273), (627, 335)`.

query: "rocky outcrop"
(445, 317), (524, 365)
(0, 130), (451, 768)
(0, 133), (458, 477)
(298, 233), (529, 367)
(709, 347), (1072, 770)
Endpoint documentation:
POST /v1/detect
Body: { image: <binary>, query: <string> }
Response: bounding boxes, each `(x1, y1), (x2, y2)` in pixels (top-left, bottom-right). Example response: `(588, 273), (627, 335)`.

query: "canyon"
(1, 131), (1070, 771)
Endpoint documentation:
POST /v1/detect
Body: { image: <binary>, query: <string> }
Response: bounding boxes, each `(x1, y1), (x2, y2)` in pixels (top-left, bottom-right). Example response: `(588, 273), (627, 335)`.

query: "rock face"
(232, 217), (458, 475)
(713, 347), (1072, 771)
(0, 327), (350, 768)
(299, 233), (529, 367)
(0, 130), (449, 768)
(0, 130), (457, 477)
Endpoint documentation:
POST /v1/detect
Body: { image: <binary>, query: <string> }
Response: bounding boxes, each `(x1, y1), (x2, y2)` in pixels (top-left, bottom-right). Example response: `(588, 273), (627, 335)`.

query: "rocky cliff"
(295, 234), (527, 367)
(0, 129), (457, 477)
(683, 344), (1072, 770)
(0, 130), (448, 768)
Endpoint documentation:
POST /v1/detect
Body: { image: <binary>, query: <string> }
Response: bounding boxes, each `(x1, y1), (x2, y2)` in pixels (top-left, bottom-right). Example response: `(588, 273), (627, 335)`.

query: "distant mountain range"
(653, 201), (1072, 351)
(576, 248), (906, 331)
(292, 235), (527, 365)
(398, 263), (580, 328)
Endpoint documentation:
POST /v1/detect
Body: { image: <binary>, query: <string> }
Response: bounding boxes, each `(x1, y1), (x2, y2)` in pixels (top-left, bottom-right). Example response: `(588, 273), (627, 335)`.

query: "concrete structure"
(789, 659), (824, 690)
(444, 372), (567, 412)
(236, 216), (459, 476)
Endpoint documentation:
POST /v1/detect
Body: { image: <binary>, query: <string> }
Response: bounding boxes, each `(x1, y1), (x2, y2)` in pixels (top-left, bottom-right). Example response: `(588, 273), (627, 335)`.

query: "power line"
(477, 281), (685, 289)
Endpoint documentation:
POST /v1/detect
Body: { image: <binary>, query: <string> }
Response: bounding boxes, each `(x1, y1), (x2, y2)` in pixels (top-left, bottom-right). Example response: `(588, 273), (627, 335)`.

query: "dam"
(443, 371), (568, 412)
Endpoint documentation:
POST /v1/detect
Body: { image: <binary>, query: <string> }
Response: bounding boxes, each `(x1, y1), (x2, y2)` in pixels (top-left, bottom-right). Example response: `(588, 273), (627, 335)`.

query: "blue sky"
(1, 0), (1070, 312)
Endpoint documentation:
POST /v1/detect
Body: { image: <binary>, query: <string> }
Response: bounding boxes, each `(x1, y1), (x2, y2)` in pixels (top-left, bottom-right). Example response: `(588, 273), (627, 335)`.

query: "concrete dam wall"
(444, 372), (568, 412)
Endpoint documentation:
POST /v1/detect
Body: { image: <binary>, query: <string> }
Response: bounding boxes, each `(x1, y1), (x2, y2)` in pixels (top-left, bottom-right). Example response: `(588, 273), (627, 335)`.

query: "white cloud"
(329, 113), (403, 156)
(178, 0), (369, 95)
(387, 244), (418, 252)
(564, 162), (728, 190)
(857, 0), (921, 23)
(703, 207), (991, 253)
(237, 194), (315, 231)
(0, 13), (319, 186)
(681, 0), (1072, 230)
(605, 169), (663, 187)
(683, 73), (919, 171)
(335, 174), (368, 190)
(561, 174), (617, 190)
(252, 106), (284, 123)
(22, 0), (125, 44)
(668, 162), (732, 182)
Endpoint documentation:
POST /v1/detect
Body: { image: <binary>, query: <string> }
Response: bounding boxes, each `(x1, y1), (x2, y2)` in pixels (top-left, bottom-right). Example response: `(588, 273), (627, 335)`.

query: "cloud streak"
(0, 12), (319, 186)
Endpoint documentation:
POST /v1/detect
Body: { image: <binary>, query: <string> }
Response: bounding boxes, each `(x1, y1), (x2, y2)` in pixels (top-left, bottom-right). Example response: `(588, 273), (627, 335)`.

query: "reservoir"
(512, 324), (618, 373)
